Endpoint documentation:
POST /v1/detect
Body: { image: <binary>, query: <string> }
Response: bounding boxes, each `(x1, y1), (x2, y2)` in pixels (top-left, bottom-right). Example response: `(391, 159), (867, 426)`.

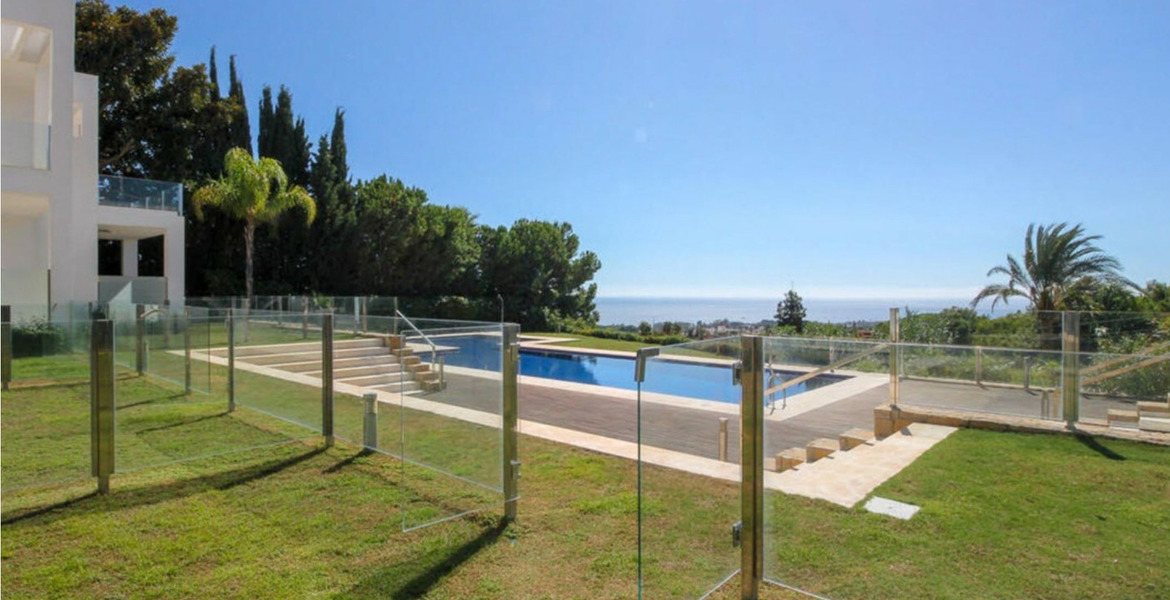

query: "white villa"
(2, 0), (184, 321)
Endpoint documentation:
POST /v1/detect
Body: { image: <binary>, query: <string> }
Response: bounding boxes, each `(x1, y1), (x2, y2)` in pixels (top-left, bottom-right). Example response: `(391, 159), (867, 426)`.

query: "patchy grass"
(4, 355), (1169, 599)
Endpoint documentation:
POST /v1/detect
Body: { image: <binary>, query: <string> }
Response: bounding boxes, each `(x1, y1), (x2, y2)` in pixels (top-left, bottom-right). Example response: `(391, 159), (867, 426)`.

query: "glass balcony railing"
(98, 175), (183, 215)
(1, 120), (51, 169)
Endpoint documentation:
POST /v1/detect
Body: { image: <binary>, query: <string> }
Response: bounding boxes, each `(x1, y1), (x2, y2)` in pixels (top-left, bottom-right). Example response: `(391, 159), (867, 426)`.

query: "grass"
(3, 353), (1169, 599)
(526, 332), (655, 353)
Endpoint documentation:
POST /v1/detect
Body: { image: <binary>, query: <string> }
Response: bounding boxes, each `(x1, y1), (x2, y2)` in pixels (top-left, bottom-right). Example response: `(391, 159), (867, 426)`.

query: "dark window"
(98, 239), (122, 276)
(138, 235), (164, 277)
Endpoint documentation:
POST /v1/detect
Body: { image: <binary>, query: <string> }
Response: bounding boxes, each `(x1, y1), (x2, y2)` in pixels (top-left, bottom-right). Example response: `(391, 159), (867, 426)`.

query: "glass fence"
(2, 306), (516, 538)
(97, 174), (183, 214)
(637, 338), (742, 599)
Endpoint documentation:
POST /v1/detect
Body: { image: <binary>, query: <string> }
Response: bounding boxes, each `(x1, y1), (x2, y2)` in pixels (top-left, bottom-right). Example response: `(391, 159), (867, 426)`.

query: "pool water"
(429, 335), (846, 404)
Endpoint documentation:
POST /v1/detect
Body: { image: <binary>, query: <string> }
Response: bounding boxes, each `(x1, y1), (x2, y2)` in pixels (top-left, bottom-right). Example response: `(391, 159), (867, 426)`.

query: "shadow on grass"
(1073, 433), (1126, 461)
(0, 444), (328, 527)
(133, 411), (230, 434)
(324, 448), (374, 474)
(334, 517), (508, 600)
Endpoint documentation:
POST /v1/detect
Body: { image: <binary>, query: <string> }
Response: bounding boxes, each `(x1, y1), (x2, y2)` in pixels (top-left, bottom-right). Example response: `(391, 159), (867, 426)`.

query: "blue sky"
(121, 0), (1169, 301)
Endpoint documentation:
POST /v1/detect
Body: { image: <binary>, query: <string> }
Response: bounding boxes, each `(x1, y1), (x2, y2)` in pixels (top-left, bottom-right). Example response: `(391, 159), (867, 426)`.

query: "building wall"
(3, 0), (186, 309)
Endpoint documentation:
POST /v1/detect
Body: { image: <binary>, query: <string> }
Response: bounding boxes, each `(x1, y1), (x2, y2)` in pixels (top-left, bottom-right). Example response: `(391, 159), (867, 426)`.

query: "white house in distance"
(2, 0), (184, 321)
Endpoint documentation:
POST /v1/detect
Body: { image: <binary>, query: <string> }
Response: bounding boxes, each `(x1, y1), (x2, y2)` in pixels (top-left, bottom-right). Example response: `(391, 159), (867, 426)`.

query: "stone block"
(776, 448), (806, 472)
(1108, 409), (1140, 424)
(1137, 401), (1170, 415)
(839, 428), (874, 451)
(806, 438), (840, 463)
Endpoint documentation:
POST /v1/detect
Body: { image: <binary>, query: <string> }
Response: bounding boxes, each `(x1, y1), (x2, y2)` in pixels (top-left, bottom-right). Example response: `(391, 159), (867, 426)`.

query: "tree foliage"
(77, 3), (604, 329)
(775, 289), (807, 333)
(192, 148), (316, 301)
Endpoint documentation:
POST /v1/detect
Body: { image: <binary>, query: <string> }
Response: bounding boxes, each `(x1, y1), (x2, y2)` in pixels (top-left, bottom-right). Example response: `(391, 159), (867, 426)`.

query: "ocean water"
(594, 296), (1000, 326)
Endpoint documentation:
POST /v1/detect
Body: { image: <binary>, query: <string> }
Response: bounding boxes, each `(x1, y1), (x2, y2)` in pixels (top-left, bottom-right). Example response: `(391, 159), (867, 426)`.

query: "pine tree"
(775, 289), (807, 333)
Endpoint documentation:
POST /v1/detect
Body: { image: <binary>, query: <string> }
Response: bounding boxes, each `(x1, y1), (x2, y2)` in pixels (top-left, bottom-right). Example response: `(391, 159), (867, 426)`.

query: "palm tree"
(971, 222), (1132, 345)
(192, 147), (316, 302)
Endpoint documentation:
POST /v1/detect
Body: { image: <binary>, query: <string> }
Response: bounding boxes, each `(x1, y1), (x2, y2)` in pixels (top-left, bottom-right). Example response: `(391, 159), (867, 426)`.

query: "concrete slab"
(864, 496), (920, 520)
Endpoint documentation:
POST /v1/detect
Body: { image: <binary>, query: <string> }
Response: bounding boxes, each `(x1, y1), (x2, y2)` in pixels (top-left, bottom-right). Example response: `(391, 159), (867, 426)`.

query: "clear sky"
(120, 0), (1169, 301)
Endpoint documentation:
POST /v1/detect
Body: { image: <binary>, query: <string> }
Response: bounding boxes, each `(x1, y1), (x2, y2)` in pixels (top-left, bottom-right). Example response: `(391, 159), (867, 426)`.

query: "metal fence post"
(503, 323), (521, 522)
(975, 346), (983, 384)
(302, 297), (308, 339)
(322, 313), (334, 447)
(91, 319), (116, 494)
(2, 305), (11, 390)
(1061, 312), (1080, 424)
(184, 308), (192, 394)
(135, 304), (146, 374)
(889, 308), (900, 405)
(227, 308), (236, 412)
(740, 335), (764, 600)
(363, 392), (378, 449)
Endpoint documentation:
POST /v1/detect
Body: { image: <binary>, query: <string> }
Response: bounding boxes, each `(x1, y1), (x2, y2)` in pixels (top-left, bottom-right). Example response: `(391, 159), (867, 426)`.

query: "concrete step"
(1139, 417), (1170, 433)
(1137, 401), (1170, 415)
(1107, 409), (1140, 425)
(332, 363), (405, 379)
(338, 372), (411, 387)
(840, 428), (874, 451)
(806, 438), (841, 463)
(333, 347), (390, 359)
(333, 338), (385, 350)
(281, 355), (399, 373)
(333, 355), (401, 370)
(775, 448), (807, 472)
(371, 381), (421, 394)
(233, 342), (319, 358)
(245, 351), (321, 366)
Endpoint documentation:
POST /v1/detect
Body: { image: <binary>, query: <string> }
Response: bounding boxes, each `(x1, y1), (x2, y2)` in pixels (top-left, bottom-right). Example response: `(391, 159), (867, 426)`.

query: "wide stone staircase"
(212, 336), (442, 394)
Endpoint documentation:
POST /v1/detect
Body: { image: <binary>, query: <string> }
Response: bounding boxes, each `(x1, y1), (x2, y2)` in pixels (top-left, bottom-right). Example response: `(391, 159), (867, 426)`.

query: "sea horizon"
(594, 296), (1012, 326)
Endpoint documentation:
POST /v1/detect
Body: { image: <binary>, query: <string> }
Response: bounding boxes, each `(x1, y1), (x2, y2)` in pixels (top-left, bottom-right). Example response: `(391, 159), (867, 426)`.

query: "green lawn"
(526, 332), (654, 352)
(3, 358), (1169, 599)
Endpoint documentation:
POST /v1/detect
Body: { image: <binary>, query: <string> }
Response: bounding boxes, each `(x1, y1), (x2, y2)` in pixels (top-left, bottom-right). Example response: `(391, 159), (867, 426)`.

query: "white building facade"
(2, 0), (184, 320)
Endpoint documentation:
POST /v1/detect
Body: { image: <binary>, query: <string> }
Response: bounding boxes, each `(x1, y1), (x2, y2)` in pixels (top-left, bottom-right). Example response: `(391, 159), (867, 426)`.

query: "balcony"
(1, 121), (51, 169)
(98, 175), (183, 215)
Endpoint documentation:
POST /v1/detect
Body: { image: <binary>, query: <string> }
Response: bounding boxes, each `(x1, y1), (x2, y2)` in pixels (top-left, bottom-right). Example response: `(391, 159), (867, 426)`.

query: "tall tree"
(972, 223), (1132, 311)
(972, 223), (1133, 346)
(226, 55), (252, 155)
(75, 0), (177, 174)
(775, 289), (807, 333)
(192, 148), (316, 301)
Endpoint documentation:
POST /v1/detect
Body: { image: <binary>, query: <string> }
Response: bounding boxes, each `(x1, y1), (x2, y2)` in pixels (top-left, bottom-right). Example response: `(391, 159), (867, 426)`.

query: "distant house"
(2, 0), (184, 321)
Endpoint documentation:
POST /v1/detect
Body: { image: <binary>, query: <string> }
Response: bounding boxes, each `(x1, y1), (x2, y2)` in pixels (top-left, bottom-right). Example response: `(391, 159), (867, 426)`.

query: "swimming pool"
(426, 334), (847, 404)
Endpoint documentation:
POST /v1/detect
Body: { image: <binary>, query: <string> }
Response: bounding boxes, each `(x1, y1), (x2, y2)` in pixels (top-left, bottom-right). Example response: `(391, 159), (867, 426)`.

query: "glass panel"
(113, 316), (315, 474)
(761, 336), (892, 596)
(1, 319), (93, 491)
(1079, 349), (1170, 425)
(638, 337), (740, 599)
(330, 314), (405, 459)
(229, 310), (325, 432)
(899, 343), (1063, 420)
(400, 320), (505, 530)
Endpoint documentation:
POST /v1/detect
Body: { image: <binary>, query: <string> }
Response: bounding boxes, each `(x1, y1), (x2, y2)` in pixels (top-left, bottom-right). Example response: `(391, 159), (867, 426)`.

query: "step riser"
(332, 364), (406, 378)
(339, 374), (411, 387)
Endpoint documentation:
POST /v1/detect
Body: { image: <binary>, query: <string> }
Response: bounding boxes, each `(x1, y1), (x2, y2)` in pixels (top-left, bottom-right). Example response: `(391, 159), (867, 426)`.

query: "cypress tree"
(227, 55), (252, 155)
(208, 46), (219, 100)
(257, 86), (274, 158)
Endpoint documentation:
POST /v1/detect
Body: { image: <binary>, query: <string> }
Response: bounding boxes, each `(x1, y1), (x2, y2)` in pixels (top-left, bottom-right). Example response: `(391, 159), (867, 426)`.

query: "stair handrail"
(395, 310), (445, 387)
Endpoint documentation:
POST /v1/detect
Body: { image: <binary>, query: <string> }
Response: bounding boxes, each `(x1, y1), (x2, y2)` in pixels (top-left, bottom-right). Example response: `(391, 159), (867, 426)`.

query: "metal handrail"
(395, 310), (445, 387)
(765, 343), (889, 397)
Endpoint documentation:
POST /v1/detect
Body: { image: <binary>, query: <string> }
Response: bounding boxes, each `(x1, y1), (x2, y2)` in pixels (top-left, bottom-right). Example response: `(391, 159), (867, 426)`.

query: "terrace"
(1, 300), (1168, 599)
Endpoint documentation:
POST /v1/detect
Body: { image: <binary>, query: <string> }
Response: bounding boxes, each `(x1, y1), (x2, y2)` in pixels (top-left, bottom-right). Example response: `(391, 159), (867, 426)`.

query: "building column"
(121, 238), (138, 278)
